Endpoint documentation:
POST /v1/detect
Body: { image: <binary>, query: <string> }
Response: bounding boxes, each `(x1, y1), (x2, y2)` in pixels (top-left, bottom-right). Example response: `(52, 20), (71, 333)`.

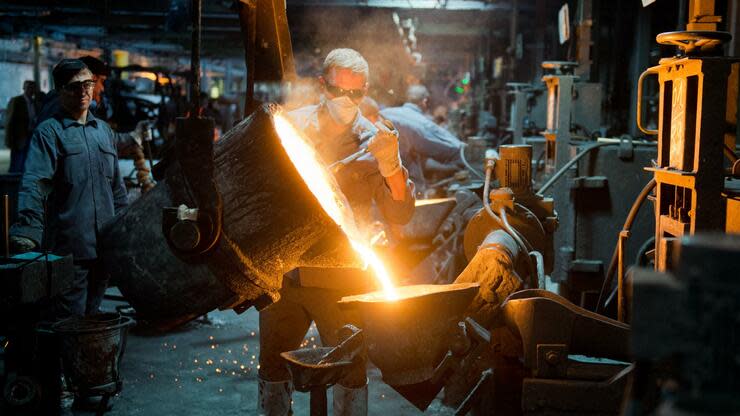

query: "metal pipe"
(636, 68), (659, 136)
(617, 230), (629, 322)
(596, 178), (657, 314)
(460, 144), (485, 180)
(238, 0), (258, 117)
(482, 161), (537, 285)
(190, 0), (202, 116)
(33, 36), (41, 88)
(531, 250), (545, 289)
(536, 141), (613, 196)
(499, 207), (537, 287)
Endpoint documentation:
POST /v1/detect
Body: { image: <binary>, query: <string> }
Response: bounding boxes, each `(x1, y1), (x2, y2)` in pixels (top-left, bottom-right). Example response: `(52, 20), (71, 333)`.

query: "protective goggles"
(63, 80), (95, 92)
(324, 83), (366, 100)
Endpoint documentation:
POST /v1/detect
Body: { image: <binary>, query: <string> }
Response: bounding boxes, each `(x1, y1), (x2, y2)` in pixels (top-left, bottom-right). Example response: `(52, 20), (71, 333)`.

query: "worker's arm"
(10, 125), (58, 246)
(384, 168), (410, 201)
(368, 128), (415, 224)
(415, 119), (465, 166)
(373, 166), (415, 225)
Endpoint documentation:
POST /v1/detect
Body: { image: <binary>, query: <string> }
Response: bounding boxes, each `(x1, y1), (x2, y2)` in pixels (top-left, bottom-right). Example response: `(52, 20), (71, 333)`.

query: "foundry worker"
(36, 55), (148, 157)
(380, 84), (465, 192)
(9, 59), (128, 317)
(258, 48), (415, 416)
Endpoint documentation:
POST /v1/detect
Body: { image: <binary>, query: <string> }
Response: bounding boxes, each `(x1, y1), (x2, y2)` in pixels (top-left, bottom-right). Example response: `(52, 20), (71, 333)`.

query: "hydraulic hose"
(482, 163), (538, 287)
(536, 141), (614, 196)
(595, 178), (657, 314)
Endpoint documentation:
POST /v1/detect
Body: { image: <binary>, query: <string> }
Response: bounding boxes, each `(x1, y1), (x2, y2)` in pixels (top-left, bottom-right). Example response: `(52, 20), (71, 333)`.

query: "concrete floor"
(81, 295), (454, 416)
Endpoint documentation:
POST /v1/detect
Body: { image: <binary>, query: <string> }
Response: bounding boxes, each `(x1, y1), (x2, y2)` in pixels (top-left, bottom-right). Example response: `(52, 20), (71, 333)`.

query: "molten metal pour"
(273, 114), (398, 299)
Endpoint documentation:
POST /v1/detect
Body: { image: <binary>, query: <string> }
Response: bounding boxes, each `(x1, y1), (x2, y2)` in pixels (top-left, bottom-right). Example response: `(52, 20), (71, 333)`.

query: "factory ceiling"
(0, 0), (532, 60)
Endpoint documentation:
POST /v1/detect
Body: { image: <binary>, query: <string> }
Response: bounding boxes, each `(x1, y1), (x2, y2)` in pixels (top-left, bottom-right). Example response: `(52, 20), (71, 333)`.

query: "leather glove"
(9, 235), (36, 253)
(454, 244), (523, 328)
(368, 120), (402, 178)
(132, 120), (152, 148)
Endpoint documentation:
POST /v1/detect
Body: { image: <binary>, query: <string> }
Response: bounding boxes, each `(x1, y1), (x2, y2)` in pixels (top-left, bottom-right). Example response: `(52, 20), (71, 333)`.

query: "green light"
(455, 86), (464, 94)
(461, 78), (469, 85)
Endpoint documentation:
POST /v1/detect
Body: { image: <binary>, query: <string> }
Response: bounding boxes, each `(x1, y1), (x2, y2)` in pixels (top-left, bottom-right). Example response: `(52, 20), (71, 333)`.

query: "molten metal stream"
(274, 115), (398, 300)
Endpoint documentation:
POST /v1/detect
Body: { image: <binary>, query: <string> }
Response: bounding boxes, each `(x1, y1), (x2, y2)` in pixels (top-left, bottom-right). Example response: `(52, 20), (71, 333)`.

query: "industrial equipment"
(99, 105), (363, 329)
(637, 32), (738, 270)
(631, 233), (740, 414)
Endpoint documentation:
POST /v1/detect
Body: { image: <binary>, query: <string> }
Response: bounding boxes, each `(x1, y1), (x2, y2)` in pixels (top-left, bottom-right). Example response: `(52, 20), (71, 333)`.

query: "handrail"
(636, 67), (660, 136)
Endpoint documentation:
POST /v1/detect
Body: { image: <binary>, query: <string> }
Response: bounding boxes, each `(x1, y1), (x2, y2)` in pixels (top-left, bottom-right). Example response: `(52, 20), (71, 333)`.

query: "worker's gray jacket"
(11, 111), (128, 260)
(36, 93), (140, 157)
(287, 104), (415, 228)
(380, 103), (463, 190)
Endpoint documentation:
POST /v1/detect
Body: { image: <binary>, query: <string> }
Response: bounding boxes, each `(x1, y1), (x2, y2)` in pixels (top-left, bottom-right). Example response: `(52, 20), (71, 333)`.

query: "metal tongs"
(328, 119), (398, 173)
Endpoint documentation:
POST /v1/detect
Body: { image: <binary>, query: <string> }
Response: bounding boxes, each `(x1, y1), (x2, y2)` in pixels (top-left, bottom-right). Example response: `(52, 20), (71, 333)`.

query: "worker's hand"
(368, 121), (401, 178)
(9, 236), (36, 253)
(133, 120), (152, 147)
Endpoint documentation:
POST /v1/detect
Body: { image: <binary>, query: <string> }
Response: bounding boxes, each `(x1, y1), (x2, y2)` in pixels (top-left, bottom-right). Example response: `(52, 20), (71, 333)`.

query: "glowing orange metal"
(273, 114), (398, 299)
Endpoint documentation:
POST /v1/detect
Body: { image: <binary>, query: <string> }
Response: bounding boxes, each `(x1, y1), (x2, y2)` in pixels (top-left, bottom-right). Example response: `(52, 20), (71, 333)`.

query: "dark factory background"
(0, 0), (738, 415)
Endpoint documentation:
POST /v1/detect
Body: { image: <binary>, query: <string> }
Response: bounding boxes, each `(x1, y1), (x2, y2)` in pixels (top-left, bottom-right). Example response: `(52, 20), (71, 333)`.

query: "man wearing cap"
(36, 55), (148, 157)
(9, 59), (128, 317)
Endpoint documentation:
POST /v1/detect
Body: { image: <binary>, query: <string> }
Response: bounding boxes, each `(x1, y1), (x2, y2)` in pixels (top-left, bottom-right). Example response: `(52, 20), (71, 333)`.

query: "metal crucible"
(100, 104), (362, 328)
(338, 283), (479, 386)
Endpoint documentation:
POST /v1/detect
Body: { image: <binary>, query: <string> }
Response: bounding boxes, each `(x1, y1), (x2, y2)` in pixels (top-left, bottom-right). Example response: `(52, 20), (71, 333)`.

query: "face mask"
(324, 95), (358, 126)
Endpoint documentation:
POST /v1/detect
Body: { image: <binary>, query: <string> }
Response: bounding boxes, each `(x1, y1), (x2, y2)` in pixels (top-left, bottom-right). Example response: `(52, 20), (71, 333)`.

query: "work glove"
(9, 236), (36, 253)
(368, 120), (402, 178)
(132, 120), (153, 148)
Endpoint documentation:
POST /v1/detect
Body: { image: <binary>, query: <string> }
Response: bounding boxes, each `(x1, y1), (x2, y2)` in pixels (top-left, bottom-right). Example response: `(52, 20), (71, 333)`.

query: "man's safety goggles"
(63, 80), (95, 92)
(324, 83), (366, 100)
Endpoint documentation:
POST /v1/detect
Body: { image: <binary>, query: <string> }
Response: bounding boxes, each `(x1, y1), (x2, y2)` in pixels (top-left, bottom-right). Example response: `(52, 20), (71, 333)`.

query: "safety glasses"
(63, 80), (95, 93)
(324, 83), (366, 100)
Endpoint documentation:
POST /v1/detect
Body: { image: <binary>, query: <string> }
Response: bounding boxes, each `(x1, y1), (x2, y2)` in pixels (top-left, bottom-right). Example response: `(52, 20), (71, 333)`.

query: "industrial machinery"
(497, 56), (659, 310)
(631, 234), (740, 414)
(636, 32), (738, 270)
(282, 3), (738, 415)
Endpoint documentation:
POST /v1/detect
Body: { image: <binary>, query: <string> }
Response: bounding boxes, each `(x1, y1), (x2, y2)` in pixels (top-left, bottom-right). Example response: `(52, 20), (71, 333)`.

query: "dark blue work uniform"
(380, 103), (464, 192)
(11, 110), (128, 316)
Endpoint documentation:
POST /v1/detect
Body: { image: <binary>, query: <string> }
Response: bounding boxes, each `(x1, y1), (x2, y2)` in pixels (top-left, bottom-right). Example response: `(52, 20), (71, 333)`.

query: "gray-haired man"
(257, 48), (415, 416)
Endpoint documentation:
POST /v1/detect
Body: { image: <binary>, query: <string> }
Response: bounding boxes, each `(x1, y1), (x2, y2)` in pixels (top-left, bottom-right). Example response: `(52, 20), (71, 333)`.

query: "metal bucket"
(52, 313), (135, 393)
(339, 283), (479, 386)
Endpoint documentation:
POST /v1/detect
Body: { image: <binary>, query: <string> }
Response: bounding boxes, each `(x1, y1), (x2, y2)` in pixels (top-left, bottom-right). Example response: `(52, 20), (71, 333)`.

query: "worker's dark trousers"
(58, 259), (109, 317)
(258, 278), (367, 388)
